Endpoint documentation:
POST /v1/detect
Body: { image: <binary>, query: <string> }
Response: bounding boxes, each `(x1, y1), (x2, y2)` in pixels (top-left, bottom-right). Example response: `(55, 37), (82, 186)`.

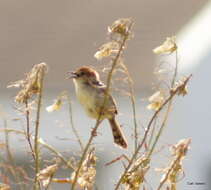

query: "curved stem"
(70, 24), (132, 190)
(25, 100), (35, 160)
(148, 50), (178, 158)
(33, 70), (45, 190)
(121, 63), (138, 153)
(114, 74), (191, 190)
(67, 94), (84, 151)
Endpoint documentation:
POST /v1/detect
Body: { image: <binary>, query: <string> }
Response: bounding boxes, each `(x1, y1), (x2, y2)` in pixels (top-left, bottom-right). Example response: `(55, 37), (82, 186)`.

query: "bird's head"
(68, 66), (100, 84)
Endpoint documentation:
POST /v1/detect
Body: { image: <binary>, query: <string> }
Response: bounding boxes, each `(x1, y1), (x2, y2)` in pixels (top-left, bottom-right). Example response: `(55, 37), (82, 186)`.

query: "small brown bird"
(69, 66), (128, 149)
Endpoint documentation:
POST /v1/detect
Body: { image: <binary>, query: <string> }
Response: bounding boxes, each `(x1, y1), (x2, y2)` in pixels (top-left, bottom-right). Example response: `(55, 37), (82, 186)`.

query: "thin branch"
(147, 50), (178, 158)
(44, 173), (56, 190)
(70, 22), (133, 190)
(121, 63), (139, 153)
(3, 119), (25, 190)
(3, 119), (14, 166)
(157, 155), (181, 190)
(114, 74), (192, 190)
(34, 69), (45, 190)
(171, 50), (178, 87)
(67, 94), (84, 151)
(146, 116), (157, 150)
(25, 100), (35, 160)
(38, 140), (75, 170)
(105, 154), (130, 166)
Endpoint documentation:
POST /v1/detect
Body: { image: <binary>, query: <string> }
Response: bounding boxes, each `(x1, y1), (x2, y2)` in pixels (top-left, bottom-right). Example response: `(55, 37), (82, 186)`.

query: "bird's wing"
(90, 79), (105, 88)
(89, 79), (118, 115)
(100, 87), (118, 115)
(92, 80), (105, 87)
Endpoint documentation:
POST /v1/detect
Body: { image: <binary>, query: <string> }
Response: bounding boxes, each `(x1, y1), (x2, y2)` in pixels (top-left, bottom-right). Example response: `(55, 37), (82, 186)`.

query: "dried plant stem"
(44, 174), (55, 190)
(131, 94), (138, 151)
(148, 50), (178, 158)
(0, 127), (73, 171)
(105, 154), (130, 166)
(3, 119), (14, 166)
(157, 155), (181, 190)
(25, 100), (35, 160)
(0, 128), (25, 135)
(3, 119), (25, 190)
(121, 63), (138, 153)
(148, 109), (175, 157)
(147, 116), (157, 149)
(114, 74), (192, 190)
(39, 140), (75, 170)
(33, 70), (45, 190)
(67, 94), (84, 151)
(171, 50), (178, 87)
(71, 26), (131, 190)
(148, 104), (171, 158)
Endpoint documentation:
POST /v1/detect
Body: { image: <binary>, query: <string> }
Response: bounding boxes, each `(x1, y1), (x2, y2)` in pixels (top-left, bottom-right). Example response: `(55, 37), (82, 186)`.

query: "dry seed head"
(123, 168), (148, 190)
(147, 91), (165, 111)
(8, 62), (47, 103)
(37, 164), (58, 179)
(46, 99), (62, 112)
(46, 98), (63, 112)
(171, 138), (191, 158)
(158, 138), (191, 188)
(71, 149), (97, 189)
(171, 77), (189, 96)
(123, 167), (149, 190)
(94, 41), (120, 60)
(153, 36), (177, 54)
(159, 160), (183, 187)
(108, 18), (132, 37)
(134, 156), (150, 169)
(37, 164), (58, 187)
(7, 80), (25, 88)
(71, 167), (96, 189)
(122, 155), (150, 190)
(168, 163), (182, 182)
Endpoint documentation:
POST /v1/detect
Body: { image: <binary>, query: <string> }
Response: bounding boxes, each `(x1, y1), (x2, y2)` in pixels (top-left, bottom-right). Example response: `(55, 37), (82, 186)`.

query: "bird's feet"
(91, 128), (97, 137)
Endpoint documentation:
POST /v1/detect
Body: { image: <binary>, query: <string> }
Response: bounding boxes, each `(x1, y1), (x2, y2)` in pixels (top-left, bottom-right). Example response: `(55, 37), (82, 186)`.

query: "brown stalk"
(114, 74), (192, 190)
(147, 50), (178, 158)
(157, 155), (181, 190)
(3, 119), (25, 190)
(25, 100), (35, 160)
(120, 63), (139, 153)
(33, 69), (45, 190)
(38, 140), (75, 170)
(70, 22), (133, 190)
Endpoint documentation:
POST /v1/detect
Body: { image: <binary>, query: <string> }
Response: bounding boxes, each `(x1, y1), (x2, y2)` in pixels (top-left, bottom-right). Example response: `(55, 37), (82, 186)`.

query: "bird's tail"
(108, 117), (128, 149)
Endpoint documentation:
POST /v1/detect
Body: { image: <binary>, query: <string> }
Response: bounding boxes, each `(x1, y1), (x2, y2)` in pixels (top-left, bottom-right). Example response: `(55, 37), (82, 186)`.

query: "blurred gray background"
(0, 0), (208, 90)
(0, 0), (211, 189)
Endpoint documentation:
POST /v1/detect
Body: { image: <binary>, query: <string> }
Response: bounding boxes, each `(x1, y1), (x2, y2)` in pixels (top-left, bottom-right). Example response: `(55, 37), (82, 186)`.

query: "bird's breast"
(74, 82), (100, 118)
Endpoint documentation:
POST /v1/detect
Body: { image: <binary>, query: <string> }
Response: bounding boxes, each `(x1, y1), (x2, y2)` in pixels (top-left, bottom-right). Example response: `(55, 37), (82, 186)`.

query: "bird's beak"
(67, 71), (78, 79)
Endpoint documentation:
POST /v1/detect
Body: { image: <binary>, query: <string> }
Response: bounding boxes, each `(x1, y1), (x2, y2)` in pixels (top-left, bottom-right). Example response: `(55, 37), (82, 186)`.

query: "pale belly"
(76, 85), (101, 119)
(74, 81), (115, 120)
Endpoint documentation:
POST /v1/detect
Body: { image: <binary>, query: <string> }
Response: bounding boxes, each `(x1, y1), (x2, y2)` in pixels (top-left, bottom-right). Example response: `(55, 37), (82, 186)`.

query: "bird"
(69, 66), (128, 149)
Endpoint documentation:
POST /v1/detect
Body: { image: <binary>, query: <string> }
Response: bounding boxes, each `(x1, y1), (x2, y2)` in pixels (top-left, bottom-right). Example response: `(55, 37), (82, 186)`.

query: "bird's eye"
(80, 72), (85, 76)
